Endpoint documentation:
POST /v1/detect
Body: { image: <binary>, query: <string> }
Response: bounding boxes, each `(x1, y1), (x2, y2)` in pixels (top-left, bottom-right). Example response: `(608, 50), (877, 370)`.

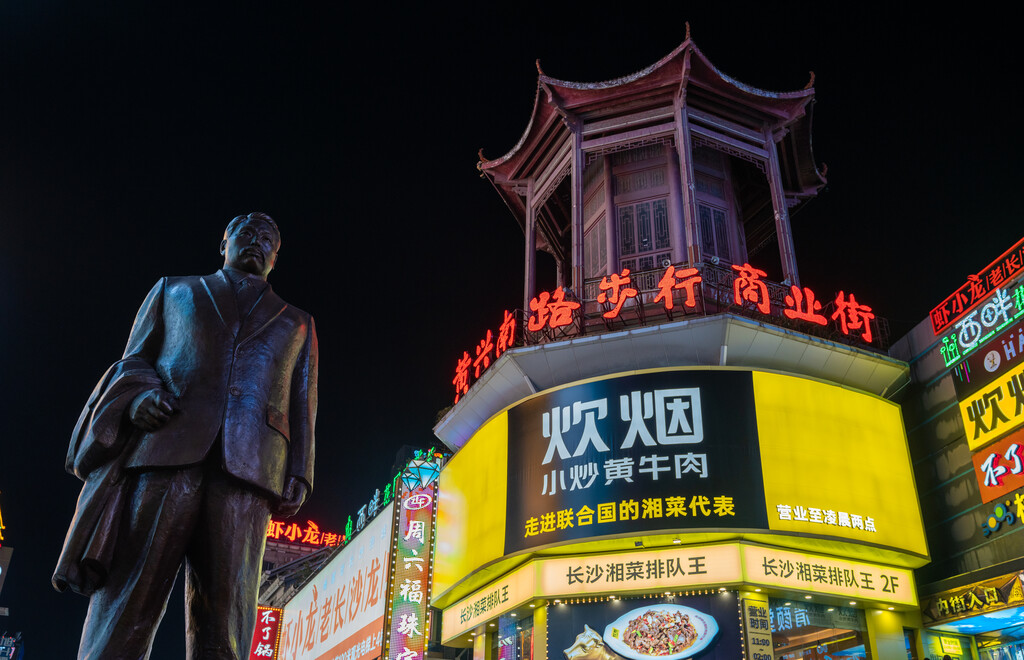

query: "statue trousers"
(77, 459), (272, 660)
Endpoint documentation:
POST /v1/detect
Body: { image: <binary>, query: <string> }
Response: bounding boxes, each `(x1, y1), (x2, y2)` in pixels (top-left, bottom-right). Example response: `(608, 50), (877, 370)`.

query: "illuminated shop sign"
(266, 519), (344, 547)
(443, 563), (533, 638)
(278, 507), (393, 660)
(440, 542), (914, 642)
(952, 315), (1024, 399)
(543, 544), (741, 596)
(452, 261), (878, 404)
(742, 546), (916, 606)
(931, 236), (1024, 336)
(973, 428), (1024, 503)
(940, 283), (1024, 368)
(922, 572), (1024, 625)
(958, 359), (1024, 450)
(249, 606), (284, 659)
(384, 483), (436, 660)
(504, 371), (767, 554)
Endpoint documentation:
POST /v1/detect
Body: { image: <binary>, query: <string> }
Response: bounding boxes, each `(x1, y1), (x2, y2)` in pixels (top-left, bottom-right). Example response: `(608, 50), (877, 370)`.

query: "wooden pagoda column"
(524, 179), (536, 312)
(667, 145), (687, 265)
(764, 127), (800, 287)
(603, 155), (617, 276)
(570, 120), (585, 295)
(674, 99), (699, 264)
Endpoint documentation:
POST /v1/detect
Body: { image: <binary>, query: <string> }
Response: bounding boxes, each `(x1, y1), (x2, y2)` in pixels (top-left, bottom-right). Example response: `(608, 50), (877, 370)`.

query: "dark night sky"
(1, 3), (1020, 658)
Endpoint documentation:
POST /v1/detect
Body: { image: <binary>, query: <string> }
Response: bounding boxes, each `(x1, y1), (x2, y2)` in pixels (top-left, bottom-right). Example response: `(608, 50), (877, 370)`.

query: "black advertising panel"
(505, 371), (767, 555)
(548, 594), (741, 660)
(953, 315), (1024, 400)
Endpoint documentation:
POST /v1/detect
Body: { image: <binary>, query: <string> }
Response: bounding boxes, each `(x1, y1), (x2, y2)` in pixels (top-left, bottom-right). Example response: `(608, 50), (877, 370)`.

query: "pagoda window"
(691, 146), (744, 265)
(584, 214), (607, 279)
(617, 198), (671, 273)
(609, 143), (675, 276)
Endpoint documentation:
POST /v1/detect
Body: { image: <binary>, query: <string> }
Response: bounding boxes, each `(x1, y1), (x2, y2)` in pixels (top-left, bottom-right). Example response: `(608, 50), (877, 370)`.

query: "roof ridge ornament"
(536, 59), (545, 76)
(685, 21), (690, 41)
(478, 148), (489, 164)
(804, 71), (815, 89)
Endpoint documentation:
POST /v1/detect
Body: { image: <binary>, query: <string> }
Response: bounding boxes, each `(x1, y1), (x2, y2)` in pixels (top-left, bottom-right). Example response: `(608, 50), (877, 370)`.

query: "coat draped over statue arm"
(52, 357), (164, 596)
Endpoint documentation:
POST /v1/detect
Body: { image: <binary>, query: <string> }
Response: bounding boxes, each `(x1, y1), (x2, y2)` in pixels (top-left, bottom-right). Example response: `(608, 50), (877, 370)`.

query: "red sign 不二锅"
(249, 606), (284, 659)
(973, 428), (1024, 503)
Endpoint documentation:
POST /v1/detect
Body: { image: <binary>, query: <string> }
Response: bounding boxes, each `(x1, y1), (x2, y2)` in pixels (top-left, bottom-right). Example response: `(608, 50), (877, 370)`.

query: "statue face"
(221, 218), (280, 278)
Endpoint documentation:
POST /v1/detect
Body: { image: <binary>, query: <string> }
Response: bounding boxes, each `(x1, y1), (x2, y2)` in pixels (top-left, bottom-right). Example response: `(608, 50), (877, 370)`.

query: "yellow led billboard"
(433, 412), (508, 599)
(433, 368), (928, 602)
(754, 371), (927, 558)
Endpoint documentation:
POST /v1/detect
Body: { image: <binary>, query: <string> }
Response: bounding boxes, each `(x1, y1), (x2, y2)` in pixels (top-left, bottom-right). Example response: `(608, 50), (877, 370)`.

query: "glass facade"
(768, 599), (870, 659)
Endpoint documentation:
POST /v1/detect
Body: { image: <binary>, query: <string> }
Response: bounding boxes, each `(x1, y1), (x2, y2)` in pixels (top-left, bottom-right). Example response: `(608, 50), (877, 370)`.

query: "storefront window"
(768, 599), (870, 659)
(493, 613), (533, 660)
(979, 641), (1024, 660)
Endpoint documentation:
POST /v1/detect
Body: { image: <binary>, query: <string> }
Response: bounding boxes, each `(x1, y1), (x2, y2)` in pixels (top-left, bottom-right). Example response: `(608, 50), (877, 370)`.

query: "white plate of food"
(603, 605), (719, 660)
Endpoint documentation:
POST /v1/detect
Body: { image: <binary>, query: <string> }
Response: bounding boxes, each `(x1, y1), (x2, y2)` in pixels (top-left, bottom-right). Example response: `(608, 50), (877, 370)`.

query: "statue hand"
(276, 477), (309, 517)
(128, 388), (179, 431)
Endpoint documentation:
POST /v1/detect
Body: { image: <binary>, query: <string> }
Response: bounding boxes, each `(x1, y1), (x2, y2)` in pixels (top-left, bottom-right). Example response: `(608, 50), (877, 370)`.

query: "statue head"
(220, 212), (281, 279)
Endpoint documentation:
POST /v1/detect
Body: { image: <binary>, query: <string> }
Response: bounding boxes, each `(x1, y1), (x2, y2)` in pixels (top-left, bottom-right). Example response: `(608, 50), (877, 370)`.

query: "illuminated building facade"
(890, 238), (1024, 660)
(433, 34), (929, 660)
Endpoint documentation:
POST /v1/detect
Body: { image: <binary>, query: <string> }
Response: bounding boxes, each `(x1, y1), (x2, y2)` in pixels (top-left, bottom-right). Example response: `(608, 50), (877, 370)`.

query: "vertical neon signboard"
(249, 606), (284, 659)
(385, 481), (437, 660)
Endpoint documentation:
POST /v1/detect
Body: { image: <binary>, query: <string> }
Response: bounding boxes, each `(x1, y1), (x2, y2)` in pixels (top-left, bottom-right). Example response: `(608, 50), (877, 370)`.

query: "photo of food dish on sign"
(548, 595), (740, 660)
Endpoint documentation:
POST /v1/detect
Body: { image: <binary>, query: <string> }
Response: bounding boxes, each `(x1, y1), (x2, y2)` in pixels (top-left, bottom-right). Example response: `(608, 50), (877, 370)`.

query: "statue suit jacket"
(120, 270), (318, 498)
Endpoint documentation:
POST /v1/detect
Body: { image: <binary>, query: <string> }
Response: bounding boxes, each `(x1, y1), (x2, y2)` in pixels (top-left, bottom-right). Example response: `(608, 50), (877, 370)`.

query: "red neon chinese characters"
(452, 351), (471, 404)
(783, 285), (827, 326)
(495, 310), (515, 358)
(597, 269), (639, 319)
(528, 286), (579, 331)
(473, 329), (493, 377)
(732, 263), (770, 314)
(301, 521), (321, 544)
(284, 522), (303, 542)
(654, 265), (702, 310)
(832, 291), (875, 343)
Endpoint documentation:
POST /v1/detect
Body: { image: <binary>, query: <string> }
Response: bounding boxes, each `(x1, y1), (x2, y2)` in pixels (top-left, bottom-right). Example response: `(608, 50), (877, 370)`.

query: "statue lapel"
(201, 271), (241, 336)
(237, 286), (287, 347)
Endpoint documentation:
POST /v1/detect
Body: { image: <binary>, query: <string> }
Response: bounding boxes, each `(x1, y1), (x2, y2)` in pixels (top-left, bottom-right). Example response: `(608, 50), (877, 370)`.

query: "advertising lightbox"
(505, 370), (767, 555)
(384, 482), (436, 660)
(754, 371), (927, 557)
(972, 427), (1024, 503)
(278, 506), (394, 660)
(959, 359), (1024, 450)
(250, 606), (284, 659)
(547, 594), (742, 660)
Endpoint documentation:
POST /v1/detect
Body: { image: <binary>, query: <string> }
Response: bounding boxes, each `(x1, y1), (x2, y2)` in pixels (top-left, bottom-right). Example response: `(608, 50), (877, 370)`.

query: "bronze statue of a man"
(54, 212), (318, 659)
